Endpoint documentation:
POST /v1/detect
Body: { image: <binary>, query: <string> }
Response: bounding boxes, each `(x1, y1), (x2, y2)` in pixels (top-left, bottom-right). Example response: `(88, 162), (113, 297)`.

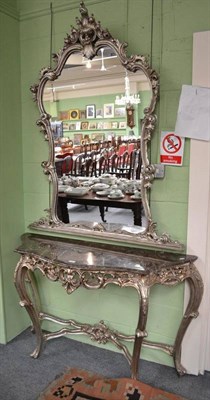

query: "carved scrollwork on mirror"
(30, 1), (182, 250)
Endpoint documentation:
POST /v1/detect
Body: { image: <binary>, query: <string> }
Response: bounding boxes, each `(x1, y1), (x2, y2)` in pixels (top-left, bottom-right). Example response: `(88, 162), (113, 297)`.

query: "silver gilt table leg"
(14, 255), (44, 358)
(173, 263), (204, 375)
(131, 285), (150, 379)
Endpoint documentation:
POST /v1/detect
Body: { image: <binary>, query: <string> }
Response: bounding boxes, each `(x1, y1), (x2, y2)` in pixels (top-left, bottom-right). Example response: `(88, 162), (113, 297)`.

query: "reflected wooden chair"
(127, 142), (135, 155)
(108, 153), (118, 174)
(62, 155), (73, 175)
(56, 152), (73, 159)
(129, 149), (142, 180)
(118, 144), (127, 156)
(55, 159), (63, 178)
(71, 153), (86, 176)
(108, 151), (130, 178)
(68, 153), (90, 211)
(55, 155), (73, 177)
(83, 157), (94, 177)
(93, 154), (109, 177)
(118, 151), (130, 178)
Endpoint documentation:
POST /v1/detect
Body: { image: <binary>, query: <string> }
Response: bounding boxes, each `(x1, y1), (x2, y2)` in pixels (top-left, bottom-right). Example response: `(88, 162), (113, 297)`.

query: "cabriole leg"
(131, 286), (150, 380)
(173, 264), (204, 375)
(14, 256), (44, 358)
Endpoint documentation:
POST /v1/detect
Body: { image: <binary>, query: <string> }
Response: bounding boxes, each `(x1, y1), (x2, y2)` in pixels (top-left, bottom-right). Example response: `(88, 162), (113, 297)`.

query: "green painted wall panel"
(151, 201), (188, 244)
(22, 133), (48, 164)
(0, 258), (6, 343)
(24, 163), (49, 194)
(24, 193), (50, 228)
(152, 166), (189, 203)
(0, 4), (29, 343)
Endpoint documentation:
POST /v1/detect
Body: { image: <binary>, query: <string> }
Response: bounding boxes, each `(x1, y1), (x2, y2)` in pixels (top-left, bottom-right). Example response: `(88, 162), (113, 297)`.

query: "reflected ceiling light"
(86, 59), (92, 69)
(115, 70), (141, 106)
(51, 84), (56, 102)
(100, 48), (106, 71)
(46, 83), (86, 90)
(82, 48), (117, 71)
(87, 252), (94, 265)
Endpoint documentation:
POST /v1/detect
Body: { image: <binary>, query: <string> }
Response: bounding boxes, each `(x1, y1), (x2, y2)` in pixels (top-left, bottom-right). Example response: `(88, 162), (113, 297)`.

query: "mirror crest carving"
(30, 1), (182, 250)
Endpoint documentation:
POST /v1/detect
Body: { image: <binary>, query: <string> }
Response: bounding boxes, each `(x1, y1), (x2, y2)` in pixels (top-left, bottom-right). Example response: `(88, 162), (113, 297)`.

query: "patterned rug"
(37, 367), (188, 400)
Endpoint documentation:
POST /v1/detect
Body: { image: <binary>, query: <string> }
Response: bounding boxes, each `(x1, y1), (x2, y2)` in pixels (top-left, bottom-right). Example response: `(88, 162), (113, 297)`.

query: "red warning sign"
(160, 132), (184, 166)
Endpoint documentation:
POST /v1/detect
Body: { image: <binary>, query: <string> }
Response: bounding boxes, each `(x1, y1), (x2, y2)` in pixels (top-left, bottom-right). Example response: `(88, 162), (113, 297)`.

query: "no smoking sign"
(160, 131), (185, 166)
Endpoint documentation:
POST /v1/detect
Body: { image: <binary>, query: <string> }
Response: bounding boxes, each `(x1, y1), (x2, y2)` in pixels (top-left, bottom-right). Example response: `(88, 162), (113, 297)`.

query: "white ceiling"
(43, 48), (150, 101)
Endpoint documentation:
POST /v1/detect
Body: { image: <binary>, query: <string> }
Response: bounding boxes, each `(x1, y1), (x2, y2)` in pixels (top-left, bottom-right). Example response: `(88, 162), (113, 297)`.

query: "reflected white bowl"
(92, 183), (110, 192)
(100, 175), (116, 185)
(64, 187), (89, 197)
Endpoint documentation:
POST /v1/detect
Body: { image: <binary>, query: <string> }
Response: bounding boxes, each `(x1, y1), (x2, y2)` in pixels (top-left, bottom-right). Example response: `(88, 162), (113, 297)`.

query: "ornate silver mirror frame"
(30, 1), (182, 250)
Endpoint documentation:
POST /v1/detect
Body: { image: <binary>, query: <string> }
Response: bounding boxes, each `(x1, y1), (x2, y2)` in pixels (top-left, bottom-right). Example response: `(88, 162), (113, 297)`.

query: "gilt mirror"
(30, 1), (182, 250)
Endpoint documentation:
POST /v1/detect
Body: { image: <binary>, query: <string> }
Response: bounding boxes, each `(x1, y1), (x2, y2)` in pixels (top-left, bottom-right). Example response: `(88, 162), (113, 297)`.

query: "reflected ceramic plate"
(130, 195), (141, 200)
(96, 191), (109, 197)
(107, 194), (124, 200)
(64, 187), (89, 197)
(58, 185), (67, 192)
(92, 183), (110, 192)
(81, 181), (92, 187)
(78, 177), (89, 182)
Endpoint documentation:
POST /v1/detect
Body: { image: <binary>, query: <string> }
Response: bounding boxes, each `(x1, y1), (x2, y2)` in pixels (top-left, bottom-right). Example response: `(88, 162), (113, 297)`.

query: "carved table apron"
(14, 233), (203, 380)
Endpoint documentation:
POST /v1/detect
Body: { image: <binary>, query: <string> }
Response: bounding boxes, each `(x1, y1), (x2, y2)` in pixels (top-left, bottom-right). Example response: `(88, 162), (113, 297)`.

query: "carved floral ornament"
(30, 1), (183, 250)
(15, 254), (203, 298)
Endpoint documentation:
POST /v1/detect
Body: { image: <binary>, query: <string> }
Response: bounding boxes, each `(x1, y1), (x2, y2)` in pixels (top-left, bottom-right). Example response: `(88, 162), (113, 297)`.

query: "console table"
(14, 233), (203, 380)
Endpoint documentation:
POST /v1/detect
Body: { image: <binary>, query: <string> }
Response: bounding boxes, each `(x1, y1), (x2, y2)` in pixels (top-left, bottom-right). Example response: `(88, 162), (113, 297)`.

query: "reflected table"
(58, 191), (142, 225)
(14, 233), (203, 380)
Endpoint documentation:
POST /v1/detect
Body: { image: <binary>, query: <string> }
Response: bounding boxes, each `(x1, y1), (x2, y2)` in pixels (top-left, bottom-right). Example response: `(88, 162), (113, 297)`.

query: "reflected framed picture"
(91, 133), (105, 141)
(111, 121), (118, 129)
(80, 110), (86, 119)
(96, 108), (103, 118)
(81, 121), (89, 130)
(103, 122), (112, 129)
(62, 122), (70, 131)
(69, 123), (77, 131)
(89, 122), (97, 130)
(119, 121), (127, 129)
(97, 122), (104, 129)
(69, 109), (80, 120)
(104, 103), (114, 118)
(50, 121), (63, 139)
(75, 121), (81, 130)
(86, 104), (96, 119)
(73, 133), (83, 145)
(58, 110), (69, 121)
(115, 107), (126, 117)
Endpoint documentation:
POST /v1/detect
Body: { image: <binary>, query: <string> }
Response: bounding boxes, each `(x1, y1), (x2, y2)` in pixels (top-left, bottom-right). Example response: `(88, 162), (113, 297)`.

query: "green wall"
(0, 0), (209, 368)
(0, 0), (29, 343)
(150, 0), (208, 241)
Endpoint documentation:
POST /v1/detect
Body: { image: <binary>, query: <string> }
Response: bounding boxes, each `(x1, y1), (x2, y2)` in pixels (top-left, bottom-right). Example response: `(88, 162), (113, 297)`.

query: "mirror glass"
(30, 1), (182, 250)
(43, 48), (151, 231)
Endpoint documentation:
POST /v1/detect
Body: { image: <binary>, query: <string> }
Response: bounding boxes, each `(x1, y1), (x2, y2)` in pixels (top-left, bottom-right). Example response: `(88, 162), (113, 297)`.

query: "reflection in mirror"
(30, 1), (182, 249)
(43, 48), (152, 231)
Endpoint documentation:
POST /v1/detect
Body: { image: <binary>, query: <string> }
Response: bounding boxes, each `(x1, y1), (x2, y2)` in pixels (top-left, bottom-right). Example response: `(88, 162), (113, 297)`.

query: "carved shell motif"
(61, 1), (112, 59)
